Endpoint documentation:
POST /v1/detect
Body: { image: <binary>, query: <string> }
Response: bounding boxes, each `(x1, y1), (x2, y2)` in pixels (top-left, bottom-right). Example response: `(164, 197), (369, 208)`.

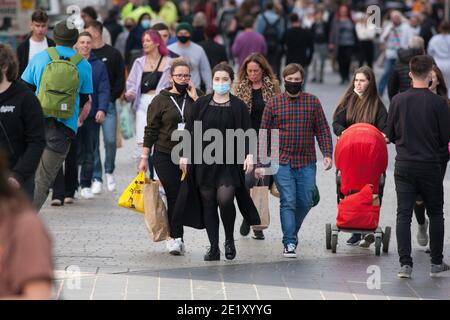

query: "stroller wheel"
(326, 224), (332, 250)
(382, 226), (391, 253)
(375, 235), (382, 256)
(331, 234), (338, 253)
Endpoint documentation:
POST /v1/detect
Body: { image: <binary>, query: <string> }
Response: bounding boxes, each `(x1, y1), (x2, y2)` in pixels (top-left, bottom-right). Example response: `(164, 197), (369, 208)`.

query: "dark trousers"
(153, 150), (182, 239)
(79, 118), (100, 188)
(358, 40), (374, 68)
(52, 136), (79, 200)
(337, 45), (354, 82)
(267, 49), (281, 80)
(415, 161), (448, 225)
(395, 162), (445, 267)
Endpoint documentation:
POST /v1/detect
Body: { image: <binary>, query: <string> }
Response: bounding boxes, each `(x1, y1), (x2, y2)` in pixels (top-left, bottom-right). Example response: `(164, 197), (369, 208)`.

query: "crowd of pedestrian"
(1, 0), (450, 299)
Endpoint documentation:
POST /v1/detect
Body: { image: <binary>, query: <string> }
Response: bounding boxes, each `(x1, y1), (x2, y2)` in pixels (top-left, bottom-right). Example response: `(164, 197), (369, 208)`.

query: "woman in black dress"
(175, 62), (260, 261)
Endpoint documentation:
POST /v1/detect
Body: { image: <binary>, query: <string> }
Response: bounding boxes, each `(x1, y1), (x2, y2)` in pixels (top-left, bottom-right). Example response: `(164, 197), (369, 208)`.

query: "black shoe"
(224, 240), (236, 260)
(239, 220), (250, 236)
(346, 233), (362, 246)
(311, 78), (317, 83)
(252, 230), (265, 240)
(204, 247), (220, 261)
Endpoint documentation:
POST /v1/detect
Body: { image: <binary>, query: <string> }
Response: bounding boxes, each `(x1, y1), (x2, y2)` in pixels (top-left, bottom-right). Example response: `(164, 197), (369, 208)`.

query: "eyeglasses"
(172, 74), (191, 79)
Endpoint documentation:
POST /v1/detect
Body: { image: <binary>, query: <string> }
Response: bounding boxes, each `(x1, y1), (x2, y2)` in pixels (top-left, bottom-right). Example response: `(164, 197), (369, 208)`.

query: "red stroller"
(325, 123), (391, 256)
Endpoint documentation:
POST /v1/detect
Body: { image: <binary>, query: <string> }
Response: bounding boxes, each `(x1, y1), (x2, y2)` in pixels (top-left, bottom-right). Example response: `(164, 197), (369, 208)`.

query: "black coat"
(388, 48), (423, 101)
(172, 94), (261, 230)
(16, 36), (55, 77)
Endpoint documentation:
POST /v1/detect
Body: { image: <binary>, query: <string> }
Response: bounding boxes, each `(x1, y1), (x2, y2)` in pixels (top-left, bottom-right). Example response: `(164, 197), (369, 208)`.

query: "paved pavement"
(41, 63), (450, 300)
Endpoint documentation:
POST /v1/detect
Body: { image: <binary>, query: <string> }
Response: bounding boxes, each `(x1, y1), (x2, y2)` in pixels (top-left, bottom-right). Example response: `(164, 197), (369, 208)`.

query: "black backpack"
(262, 14), (280, 53)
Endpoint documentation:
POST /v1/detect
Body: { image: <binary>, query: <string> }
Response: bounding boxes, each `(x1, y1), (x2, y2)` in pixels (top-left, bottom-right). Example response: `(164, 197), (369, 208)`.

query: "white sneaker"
(80, 187), (94, 199)
(91, 180), (102, 195)
(166, 238), (174, 251)
(106, 173), (116, 192)
(169, 238), (185, 256)
(417, 218), (429, 247)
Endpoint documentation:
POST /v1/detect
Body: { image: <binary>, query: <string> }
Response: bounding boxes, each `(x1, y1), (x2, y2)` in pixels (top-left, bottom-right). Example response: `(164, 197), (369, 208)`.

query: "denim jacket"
(126, 56), (172, 111)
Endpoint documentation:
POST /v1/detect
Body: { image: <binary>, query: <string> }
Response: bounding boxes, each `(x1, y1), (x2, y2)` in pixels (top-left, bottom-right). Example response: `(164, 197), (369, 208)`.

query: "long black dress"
(195, 99), (241, 188)
(171, 94), (261, 233)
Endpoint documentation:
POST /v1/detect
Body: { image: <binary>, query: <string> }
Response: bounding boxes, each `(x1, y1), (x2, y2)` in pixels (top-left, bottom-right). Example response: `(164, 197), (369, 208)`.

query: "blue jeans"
(79, 118), (100, 188)
(93, 102), (117, 182)
(378, 58), (396, 96)
(273, 162), (317, 247)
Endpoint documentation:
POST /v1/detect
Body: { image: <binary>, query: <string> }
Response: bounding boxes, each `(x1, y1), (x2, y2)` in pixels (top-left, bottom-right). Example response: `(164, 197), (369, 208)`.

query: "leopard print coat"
(234, 76), (280, 114)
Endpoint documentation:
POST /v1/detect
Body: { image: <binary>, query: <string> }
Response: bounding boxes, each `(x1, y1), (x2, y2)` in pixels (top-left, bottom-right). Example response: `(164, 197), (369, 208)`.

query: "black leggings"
(199, 185), (236, 249)
(153, 150), (182, 238)
(414, 161), (447, 225)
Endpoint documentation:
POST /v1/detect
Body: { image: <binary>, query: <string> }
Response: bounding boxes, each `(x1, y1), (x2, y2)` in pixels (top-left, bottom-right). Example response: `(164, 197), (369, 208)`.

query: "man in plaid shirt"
(256, 63), (333, 258)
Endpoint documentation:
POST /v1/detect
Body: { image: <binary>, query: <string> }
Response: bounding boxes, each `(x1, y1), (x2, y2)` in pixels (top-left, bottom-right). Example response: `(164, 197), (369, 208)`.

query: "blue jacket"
(88, 52), (110, 118)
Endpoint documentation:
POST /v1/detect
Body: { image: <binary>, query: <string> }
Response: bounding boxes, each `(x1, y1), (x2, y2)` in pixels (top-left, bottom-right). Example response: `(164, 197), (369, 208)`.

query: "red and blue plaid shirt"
(259, 92), (333, 168)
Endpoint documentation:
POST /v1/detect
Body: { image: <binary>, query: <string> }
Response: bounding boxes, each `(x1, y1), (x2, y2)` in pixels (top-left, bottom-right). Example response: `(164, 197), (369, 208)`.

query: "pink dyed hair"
(141, 30), (169, 57)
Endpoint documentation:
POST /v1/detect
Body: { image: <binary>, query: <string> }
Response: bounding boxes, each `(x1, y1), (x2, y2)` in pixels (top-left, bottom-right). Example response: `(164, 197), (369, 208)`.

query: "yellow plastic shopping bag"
(117, 171), (146, 213)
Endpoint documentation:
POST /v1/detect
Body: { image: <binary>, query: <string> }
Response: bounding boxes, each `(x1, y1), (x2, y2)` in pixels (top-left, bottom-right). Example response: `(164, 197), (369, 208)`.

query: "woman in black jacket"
(138, 59), (201, 256)
(0, 44), (45, 199)
(333, 66), (388, 247)
(174, 62), (260, 261)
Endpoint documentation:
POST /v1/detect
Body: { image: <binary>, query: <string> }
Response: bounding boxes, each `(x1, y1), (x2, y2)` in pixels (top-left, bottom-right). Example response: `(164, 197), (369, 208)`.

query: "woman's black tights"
(199, 185), (236, 249)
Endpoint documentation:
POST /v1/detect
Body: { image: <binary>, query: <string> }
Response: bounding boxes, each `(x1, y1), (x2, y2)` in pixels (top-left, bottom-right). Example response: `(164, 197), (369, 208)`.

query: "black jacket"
(283, 26), (314, 66)
(0, 81), (45, 184)
(16, 36), (55, 77)
(332, 99), (388, 136)
(388, 48), (423, 101)
(198, 40), (228, 70)
(92, 44), (125, 103)
(172, 94), (261, 230)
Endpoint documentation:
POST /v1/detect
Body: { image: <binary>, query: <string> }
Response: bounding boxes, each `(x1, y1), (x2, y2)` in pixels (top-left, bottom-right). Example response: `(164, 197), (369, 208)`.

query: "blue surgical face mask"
(141, 20), (150, 29)
(213, 82), (231, 95)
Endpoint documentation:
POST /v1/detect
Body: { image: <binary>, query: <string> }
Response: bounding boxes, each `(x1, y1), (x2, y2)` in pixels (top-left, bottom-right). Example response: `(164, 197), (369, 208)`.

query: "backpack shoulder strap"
(69, 53), (83, 65)
(262, 13), (270, 26)
(47, 47), (59, 61)
(262, 13), (280, 28)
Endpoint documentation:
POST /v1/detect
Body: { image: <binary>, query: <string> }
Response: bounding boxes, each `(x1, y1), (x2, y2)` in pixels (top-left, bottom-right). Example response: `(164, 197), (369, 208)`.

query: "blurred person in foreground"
(0, 152), (53, 299)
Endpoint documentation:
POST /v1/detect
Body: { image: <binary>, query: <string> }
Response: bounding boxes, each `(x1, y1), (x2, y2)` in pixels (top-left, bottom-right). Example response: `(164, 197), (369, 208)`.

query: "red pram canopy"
(335, 123), (388, 195)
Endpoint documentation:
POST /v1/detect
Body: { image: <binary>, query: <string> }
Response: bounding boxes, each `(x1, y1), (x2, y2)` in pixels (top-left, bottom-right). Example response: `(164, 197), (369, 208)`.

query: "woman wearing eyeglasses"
(125, 30), (172, 178)
(138, 58), (202, 255)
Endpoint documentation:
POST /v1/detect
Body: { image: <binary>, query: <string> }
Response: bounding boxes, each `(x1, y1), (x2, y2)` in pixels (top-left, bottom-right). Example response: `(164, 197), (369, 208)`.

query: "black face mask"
(284, 81), (303, 95)
(125, 25), (134, 31)
(174, 82), (189, 94)
(178, 36), (190, 44)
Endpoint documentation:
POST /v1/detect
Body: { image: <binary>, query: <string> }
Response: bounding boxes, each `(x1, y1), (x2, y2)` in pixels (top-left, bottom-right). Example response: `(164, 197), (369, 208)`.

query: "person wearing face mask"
(126, 30), (172, 179)
(115, 17), (136, 58)
(387, 55), (450, 279)
(138, 59), (201, 255)
(255, 63), (333, 259)
(174, 62), (260, 261)
(235, 53), (280, 240)
(125, 13), (153, 69)
(332, 66), (388, 247)
(168, 23), (212, 93)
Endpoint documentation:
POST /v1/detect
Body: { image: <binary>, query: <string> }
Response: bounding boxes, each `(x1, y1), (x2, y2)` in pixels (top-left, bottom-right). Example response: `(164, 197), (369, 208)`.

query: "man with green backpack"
(21, 19), (93, 210)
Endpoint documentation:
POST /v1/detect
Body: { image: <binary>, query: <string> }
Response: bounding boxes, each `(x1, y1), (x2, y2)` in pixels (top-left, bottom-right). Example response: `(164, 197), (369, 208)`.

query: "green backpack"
(37, 47), (83, 119)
